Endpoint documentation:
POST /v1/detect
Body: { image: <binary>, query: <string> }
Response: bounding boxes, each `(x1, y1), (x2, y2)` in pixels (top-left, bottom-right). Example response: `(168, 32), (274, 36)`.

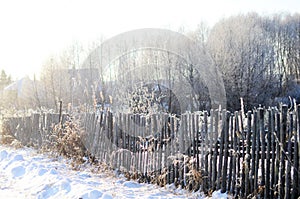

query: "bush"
(47, 118), (88, 165)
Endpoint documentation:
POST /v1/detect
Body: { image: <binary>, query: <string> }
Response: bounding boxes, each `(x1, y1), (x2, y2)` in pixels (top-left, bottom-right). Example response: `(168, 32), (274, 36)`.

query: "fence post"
(169, 115), (175, 184)
(113, 113), (118, 169)
(138, 115), (144, 176)
(280, 105), (288, 198)
(229, 112), (237, 195)
(228, 113), (234, 194)
(239, 110), (246, 197)
(253, 110), (259, 193)
(270, 108), (276, 197)
(221, 111), (230, 193)
(217, 110), (226, 190)
(195, 113), (200, 171)
(208, 109), (214, 189)
(203, 111), (209, 192)
(265, 109), (272, 198)
(151, 113), (157, 174)
(212, 109), (219, 190)
(292, 106), (300, 198)
(32, 113), (41, 147)
(259, 108), (266, 198)
(285, 112), (293, 199)
(58, 100), (62, 125)
(245, 111), (252, 197)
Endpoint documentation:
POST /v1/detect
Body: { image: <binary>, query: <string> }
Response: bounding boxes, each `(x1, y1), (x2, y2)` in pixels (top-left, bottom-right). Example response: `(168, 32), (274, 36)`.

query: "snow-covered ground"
(0, 145), (228, 199)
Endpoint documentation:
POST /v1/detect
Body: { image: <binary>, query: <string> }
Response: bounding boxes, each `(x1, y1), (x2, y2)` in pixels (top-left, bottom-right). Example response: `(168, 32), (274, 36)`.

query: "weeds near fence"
(0, 113), (95, 170)
(0, 118), (15, 145)
(43, 119), (87, 166)
(0, 118), (22, 148)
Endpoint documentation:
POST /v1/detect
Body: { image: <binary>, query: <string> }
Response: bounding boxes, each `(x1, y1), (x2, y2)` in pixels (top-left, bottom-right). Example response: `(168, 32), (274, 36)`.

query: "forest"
(1, 12), (299, 113)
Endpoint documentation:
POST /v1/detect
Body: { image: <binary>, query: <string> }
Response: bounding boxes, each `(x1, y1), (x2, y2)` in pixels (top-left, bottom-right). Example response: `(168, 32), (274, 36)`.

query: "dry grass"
(0, 114), (95, 169)
(40, 117), (94, 170)
(0, 119), (19, 146)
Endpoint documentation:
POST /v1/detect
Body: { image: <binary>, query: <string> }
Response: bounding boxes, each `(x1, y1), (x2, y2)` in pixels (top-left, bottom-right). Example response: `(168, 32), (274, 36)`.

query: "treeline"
(1, 12), (299, 112)
(205, 13), (300, 111)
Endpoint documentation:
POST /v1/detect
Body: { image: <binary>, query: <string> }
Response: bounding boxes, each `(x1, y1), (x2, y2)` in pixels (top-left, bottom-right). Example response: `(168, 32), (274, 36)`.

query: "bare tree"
(207, 13), (278, 110)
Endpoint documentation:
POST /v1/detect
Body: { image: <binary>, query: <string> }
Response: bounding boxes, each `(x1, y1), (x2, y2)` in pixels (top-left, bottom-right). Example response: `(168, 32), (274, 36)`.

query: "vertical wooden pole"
(231, 112), (238, 196)
(220, 112), (229, 193)
(273, 111), (280, 197)
(270, 108), (276, 197)
(126, 114), (131, 171)
(253, 110), (259, 192)
(140, 115), (145, 175)
(212, 109), (219, 190)
(285, 112), (293, 199)
(32, 113), (41, 147)
(277, 105), (286, 197)
(174, 116), (179, 186)
(179, 114), (185, 154)
(195, 113), (200, 171)
(292, 106), (300, 198)
(217, 110), (226, 190)
(237, 112), (242, 196)
(245, 111), (252, 197)
(151, 114), (157, 174)
(228, 113), (234, 194)
(122, 113), (126, 169)
(191, 113), (196, 163)
(203, 111), (209, 193)
(265, 109), (272, 198)
(164, 113), (170, 185)
(133, 114), (138, 172)
(209, 109), (214, 189)
(239, 109), (246, 198)
(94, 112), (101, 159)
(280, 105), (288, 198)
(170, 115), (175, 184)
(158, 114), (163, 176)
(58, 100), (63, 125)
(259, 108), (266, 198)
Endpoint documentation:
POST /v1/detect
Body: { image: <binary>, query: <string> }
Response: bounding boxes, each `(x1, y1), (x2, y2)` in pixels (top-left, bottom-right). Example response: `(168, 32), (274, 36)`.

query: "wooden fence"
(2, 105), (300, 198)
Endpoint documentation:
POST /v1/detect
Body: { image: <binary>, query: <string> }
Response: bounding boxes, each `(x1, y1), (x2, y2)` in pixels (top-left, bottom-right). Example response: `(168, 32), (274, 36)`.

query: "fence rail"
(2, 105), (300, 198)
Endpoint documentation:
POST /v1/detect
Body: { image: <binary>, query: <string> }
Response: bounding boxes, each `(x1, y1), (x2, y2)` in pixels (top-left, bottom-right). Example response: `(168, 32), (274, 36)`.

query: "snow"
(211, 190), (229, 199)
(0, 145), (230, 199)
(0, 145), (209, 199)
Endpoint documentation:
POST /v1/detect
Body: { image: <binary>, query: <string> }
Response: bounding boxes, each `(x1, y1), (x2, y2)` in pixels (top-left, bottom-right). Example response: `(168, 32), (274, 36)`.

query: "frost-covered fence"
(63, 106), (300, 198)
(1, 113), (62, 147)
(2, 105), (300, 198)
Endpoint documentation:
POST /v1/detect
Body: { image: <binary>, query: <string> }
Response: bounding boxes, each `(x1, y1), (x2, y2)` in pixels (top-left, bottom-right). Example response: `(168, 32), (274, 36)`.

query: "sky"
(0, 0), (299, 80)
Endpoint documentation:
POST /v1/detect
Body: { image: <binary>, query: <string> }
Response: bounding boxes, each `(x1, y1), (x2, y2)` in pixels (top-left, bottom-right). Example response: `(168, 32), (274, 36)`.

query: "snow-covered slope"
(0, 146), (230, 199)
(0, 146), (208, 199)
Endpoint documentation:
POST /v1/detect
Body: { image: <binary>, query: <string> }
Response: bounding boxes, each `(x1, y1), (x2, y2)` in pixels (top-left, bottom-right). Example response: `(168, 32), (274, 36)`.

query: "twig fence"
(2, 105), (300, 198)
